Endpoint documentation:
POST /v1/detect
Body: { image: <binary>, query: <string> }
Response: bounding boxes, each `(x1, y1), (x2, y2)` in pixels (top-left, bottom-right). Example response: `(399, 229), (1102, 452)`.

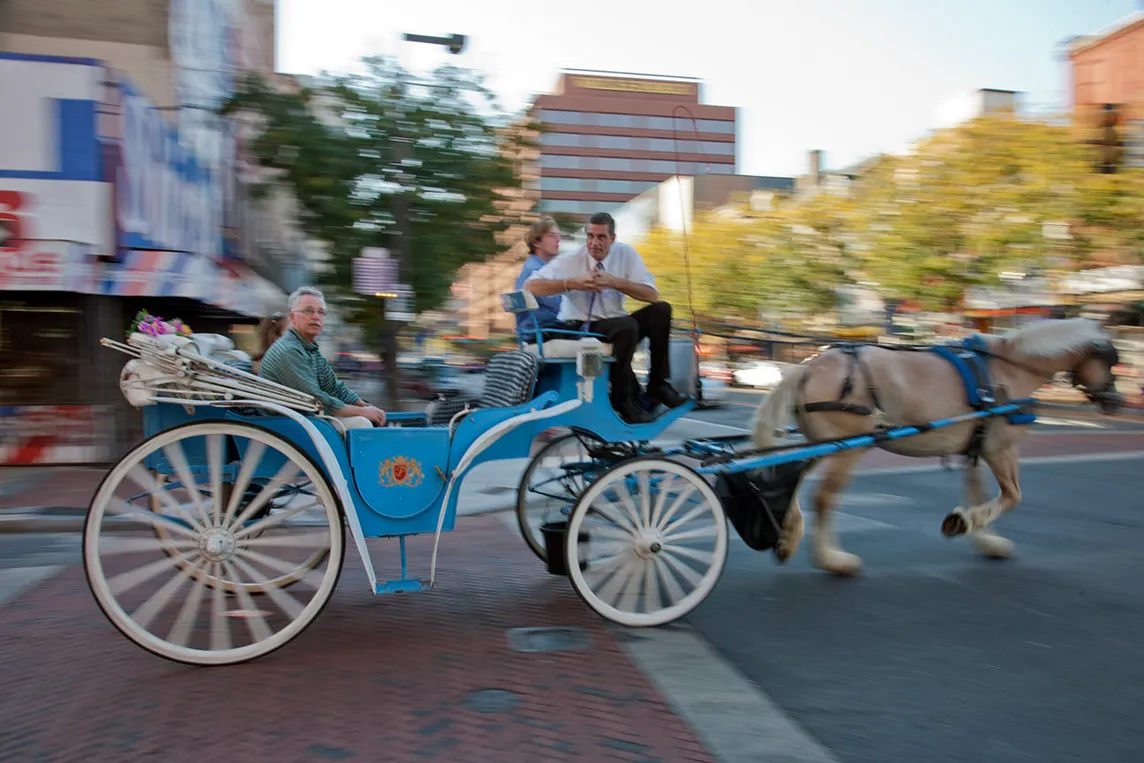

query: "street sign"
(385, 281), (416, 322)
(353, 248), (398, 296)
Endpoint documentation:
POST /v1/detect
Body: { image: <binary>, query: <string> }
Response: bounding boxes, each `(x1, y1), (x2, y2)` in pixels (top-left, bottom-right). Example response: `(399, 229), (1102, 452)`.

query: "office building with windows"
(529, 70), (737, 219)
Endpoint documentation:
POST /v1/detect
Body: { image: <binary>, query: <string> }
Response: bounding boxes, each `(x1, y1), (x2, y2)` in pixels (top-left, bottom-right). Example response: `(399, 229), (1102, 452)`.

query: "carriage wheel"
(147, 471), (329, 595)
(516, 430), (606, 561)
(565, 456), (727, 627)
(84, 421), (346, 666)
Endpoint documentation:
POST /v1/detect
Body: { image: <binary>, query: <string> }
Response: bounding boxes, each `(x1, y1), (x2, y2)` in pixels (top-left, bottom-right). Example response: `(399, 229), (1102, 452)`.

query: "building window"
(541, 132), (734, 157)
(539, 199), (623, 215)
(536, 110), (734, 135)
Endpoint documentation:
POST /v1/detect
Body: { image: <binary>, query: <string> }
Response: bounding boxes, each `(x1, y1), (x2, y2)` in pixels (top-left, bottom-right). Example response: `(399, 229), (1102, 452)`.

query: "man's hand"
(590, 270), (658, 302)
(566, 274), (600, 292)
(338, 404), (387, 427)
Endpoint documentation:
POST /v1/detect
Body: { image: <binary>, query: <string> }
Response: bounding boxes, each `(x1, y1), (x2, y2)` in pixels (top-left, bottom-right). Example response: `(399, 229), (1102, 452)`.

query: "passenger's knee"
(341, 415), (374, 430)
(650, 300), (672, 317)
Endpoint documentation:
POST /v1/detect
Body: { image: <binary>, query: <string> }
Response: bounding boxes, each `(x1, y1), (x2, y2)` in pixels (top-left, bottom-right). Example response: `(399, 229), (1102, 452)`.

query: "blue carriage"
(84, 292), (728, 666)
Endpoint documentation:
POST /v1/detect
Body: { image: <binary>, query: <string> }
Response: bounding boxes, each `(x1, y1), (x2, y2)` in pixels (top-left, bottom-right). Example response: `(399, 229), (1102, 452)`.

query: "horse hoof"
(972, 533), (1014, 559)
(815, 549), (862, 576)
(941, 510), (969, 538)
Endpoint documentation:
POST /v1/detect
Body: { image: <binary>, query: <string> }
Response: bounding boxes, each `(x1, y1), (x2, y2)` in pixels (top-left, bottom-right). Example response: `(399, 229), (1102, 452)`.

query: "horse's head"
(1068, 338), (1124, 414)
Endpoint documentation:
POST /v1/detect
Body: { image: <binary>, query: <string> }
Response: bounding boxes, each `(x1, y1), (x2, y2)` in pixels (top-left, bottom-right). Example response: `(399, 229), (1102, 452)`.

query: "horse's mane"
(996, 318), (1106, 360)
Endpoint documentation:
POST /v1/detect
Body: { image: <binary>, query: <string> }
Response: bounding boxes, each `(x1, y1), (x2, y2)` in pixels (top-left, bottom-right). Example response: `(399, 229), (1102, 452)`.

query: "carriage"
(83, 291), (1047, 666)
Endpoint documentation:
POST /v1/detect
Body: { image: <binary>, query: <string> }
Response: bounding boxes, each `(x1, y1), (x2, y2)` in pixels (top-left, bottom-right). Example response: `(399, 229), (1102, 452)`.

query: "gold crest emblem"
(379, 456), (424, 488)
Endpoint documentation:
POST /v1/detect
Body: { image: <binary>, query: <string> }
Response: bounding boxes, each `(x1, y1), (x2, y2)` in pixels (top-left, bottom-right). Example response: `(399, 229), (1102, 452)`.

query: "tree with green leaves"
(221, 56), (537, 407)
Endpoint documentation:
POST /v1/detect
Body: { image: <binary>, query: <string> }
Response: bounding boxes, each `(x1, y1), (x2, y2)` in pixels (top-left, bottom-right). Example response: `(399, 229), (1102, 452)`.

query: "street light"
(402, 32), (466, 55)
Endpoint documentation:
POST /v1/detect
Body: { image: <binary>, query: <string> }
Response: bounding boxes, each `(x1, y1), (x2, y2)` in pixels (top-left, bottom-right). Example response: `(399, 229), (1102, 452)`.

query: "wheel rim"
(84, 422), (345, 666)
(566, 457), (727, 627)
(517, 431), (604, 561)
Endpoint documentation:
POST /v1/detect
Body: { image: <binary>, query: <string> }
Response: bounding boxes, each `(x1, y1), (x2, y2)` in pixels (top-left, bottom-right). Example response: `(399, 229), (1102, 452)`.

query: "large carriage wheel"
(565, 456), (727, 627)
(516, 430), (606, 561)
(84, 421), (346, 666)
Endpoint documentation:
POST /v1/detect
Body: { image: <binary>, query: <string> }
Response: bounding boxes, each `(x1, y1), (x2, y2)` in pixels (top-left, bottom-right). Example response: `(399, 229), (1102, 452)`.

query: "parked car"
(732, 360), (784, 389)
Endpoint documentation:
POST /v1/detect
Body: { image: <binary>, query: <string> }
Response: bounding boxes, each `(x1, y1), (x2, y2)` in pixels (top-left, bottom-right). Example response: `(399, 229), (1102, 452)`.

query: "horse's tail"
(751, 364), (810, 448)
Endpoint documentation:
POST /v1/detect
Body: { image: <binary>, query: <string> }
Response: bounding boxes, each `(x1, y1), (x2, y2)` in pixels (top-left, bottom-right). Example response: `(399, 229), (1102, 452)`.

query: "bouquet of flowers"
(128, 309), (194, 339)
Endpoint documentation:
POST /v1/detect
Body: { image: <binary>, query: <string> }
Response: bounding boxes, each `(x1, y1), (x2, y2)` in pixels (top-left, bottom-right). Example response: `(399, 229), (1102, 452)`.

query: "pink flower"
(157, 321), (175, 335)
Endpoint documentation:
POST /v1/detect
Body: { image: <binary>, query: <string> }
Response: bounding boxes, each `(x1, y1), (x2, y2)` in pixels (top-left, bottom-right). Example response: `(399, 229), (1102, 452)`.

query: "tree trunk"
(381, 319), (401, 411)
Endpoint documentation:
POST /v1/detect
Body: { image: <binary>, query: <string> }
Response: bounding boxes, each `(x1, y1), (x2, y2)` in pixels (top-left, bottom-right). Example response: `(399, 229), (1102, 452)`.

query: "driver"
(524, 212), (687, 423)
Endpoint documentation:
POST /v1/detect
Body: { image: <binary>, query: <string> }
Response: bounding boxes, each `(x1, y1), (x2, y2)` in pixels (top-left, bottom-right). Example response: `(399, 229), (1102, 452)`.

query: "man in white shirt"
(524, 212), (687, 423)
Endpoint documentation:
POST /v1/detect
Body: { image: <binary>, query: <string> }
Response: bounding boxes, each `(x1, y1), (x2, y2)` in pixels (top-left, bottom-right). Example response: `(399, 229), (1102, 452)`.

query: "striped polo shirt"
(258, 328), (362, 414)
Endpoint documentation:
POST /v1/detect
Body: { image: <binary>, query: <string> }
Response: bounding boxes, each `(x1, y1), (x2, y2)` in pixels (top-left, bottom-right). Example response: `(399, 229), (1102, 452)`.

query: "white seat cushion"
(523, 340), (614, 360)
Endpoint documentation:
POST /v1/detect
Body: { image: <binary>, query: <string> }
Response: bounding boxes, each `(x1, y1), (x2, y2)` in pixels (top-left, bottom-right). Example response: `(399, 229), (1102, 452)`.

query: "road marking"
(0, 565), (64, 607)
(619, 625), (842, 763)
(841, 450), (1144, 479)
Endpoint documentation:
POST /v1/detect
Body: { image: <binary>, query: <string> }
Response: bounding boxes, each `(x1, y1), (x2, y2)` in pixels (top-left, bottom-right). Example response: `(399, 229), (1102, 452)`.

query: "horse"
(749, 317), (1125, 576)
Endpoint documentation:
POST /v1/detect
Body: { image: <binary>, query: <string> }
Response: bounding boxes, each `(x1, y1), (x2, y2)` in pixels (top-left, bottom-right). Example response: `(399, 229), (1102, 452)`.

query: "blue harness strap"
(929, 335), (1036, 427)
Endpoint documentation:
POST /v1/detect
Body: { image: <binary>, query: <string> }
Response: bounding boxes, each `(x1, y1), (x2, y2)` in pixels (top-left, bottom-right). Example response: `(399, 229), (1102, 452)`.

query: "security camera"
(448, 34), (466, 54)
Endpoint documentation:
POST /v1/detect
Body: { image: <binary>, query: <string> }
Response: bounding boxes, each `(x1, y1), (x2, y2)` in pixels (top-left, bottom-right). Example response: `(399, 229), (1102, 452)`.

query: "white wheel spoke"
(222, 440), (266, 527)
(582, 547), (632, 586)
(227, 460), (302, 532)
(638, 471), (651, 526)
(107, 503), (200, 540)
(126, 465), (204, 532)
(595, 556), (643, 609)
(662, 502), (711, 533)
(108, 552), (196, 597)
(643, 558), (662, 614)
(578, 523), (634, 545)
(233, 500), (322, 540)
(662, 525), (719, 543)
(654, 483), (698, 531)
(230, 556), (306, 619)
(162, 441), (211, 527)
(661, 543), (715, 567)
(131, 560), (203, 630)
(648, 475), (676, 527)
(240, 530), (331, 549)
(614, 481), (642, 530)
(209, 564), (232, 652)
(659, 547), (705, 589)
(167, 571), (210, 648)
(234, 547), (327, 590)
(206, 433), (225, 525)
(588, 496), (638, 534)
(220, 560), (274, 643)
(98, 534), (198, 555)
(652, 554), (687, 606)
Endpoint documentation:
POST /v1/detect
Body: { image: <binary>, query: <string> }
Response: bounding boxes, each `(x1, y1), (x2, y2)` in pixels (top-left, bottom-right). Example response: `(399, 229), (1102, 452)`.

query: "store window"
(0, 299), (84, 406)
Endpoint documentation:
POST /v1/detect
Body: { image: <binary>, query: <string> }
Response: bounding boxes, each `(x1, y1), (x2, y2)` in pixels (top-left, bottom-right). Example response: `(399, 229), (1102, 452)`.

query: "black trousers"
(562, 301), (673, 403)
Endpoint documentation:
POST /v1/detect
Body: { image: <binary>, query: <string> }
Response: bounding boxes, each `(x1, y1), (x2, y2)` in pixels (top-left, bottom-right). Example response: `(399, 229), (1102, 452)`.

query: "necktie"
(581, 261), (605, 332)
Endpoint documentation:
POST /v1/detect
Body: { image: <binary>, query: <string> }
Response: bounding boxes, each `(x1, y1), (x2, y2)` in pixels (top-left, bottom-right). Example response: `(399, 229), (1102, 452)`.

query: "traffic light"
(1095, 103), (1123, 174)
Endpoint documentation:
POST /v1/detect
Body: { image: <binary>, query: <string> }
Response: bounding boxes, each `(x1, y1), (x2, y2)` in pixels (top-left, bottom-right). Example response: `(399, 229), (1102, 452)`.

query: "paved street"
(687, 457), (1144, 763)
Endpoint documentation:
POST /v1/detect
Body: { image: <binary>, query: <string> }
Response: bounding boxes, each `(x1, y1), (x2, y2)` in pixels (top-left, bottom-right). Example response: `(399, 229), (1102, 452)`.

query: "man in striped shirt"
(259, 286), (387, 428)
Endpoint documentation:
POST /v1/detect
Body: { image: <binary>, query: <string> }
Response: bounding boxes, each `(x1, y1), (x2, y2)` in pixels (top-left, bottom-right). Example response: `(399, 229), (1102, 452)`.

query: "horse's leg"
(941, 446), (1021, 547)
(774, 492), (805, 562)
(810, 449), (865, 575)
(962, 460), (1015, 559)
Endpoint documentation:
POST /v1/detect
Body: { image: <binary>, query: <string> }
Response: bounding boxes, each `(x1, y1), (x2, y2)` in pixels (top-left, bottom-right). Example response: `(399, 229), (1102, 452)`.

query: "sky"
(277, 0), (1141, 178)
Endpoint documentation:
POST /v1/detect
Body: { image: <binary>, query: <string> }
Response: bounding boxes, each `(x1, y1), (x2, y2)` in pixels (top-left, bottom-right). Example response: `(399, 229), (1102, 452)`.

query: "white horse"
(749, 318), (1124, 575)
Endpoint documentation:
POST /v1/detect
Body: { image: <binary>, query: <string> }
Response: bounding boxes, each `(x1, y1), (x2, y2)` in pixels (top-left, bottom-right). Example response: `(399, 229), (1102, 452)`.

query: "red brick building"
(529, 70), (737, 219)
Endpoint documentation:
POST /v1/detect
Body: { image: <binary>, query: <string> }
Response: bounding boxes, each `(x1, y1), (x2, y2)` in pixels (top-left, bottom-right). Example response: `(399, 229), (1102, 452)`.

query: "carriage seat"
(424, 350), (541, 426)
(523, 338), (614, 360)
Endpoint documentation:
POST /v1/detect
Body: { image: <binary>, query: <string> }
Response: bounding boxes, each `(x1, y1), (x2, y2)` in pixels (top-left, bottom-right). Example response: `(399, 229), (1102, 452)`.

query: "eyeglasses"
(294, 308), (327, 317)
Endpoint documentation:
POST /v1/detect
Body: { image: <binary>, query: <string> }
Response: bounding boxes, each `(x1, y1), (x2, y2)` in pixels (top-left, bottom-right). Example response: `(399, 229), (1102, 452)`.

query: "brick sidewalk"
(0, 512), (715, 762)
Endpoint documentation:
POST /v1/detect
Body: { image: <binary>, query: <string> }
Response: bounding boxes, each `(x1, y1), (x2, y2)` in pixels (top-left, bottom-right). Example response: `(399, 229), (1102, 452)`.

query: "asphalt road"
(688, 457), (1144, 763)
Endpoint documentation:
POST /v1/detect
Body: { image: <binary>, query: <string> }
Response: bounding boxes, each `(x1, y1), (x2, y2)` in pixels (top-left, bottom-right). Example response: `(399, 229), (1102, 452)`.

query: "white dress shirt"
(525, 241), (657, 323)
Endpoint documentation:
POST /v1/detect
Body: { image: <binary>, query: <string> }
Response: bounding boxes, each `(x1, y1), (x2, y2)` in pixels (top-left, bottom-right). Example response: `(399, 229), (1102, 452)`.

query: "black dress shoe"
(616, 398), (655, 424)
(647, 382), (688, 409)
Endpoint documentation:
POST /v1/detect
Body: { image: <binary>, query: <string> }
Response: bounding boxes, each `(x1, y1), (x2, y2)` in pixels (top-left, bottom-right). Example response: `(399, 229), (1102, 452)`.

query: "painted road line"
(841, 450), (1144, 480)
(619, 625), (842, 763)
(0, 566), (63, 607)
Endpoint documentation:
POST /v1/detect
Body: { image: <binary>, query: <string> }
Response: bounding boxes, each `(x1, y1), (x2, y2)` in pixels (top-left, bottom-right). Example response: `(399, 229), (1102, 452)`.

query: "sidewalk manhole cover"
(466, 689), (520, 713)
(506, 626), (590, 653)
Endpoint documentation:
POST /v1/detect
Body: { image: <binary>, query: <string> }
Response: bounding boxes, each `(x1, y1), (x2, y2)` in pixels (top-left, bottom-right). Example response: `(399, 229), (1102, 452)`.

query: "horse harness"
(799, 336), (1039, 465)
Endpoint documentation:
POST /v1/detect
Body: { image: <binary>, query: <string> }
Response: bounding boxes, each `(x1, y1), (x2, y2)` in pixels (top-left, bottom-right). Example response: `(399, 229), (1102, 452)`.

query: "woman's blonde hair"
(525, 216), (559, 254)
(253, 312), (288, 361)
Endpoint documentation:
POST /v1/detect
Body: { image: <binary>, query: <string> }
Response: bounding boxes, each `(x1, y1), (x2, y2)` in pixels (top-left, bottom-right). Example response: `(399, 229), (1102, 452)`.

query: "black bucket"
(540, 521), (589, 576)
